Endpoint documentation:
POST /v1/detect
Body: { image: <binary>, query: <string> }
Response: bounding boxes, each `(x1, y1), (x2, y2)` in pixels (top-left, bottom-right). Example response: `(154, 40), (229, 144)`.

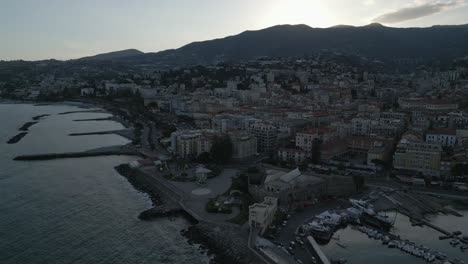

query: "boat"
(336, 242), (348, 248)
(331, 235), (340, 241)
(360, 212), (394, 230)
(349, 199), (375, 215)
(303, 221), (333, 243)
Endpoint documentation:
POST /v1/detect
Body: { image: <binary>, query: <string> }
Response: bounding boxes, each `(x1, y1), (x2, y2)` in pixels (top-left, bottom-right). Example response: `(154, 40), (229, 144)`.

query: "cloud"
(373, 0), (465, 24)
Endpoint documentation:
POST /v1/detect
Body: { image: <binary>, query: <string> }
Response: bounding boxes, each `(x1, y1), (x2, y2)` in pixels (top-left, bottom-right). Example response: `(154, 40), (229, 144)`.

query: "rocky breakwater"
(7, 114), (49, 144)
(114, 164), (195, 222)
(182, 222), (263, 264)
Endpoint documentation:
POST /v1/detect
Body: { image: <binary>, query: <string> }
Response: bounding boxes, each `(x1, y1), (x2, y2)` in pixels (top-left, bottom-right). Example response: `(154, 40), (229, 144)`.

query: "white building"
(393, 138), (442, 177)
(277, 148), (307, 164)
(170, 130), (218, 158)
(426, 130), (457, 147)
(296, 127), (337, 154)
(249, 197), (278, 235)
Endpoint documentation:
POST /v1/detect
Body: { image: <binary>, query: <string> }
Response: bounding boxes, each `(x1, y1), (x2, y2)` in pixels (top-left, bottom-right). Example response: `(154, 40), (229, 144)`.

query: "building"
(249, 167), (326, 205)
(249, 166), (359, 206)
(393, 138), (442, 177)
(230, 132), (257, 159)
(249, 197), (278, 235)
(170, 129), (218, 158)
(367, 141), (393, 165)
(277, 148), (308, 164)
(351, 117), (404, 138)
(247, 122), (278, 153)
(295, 127), (338, 154)
(399, 98), (458, 111)
(80, 88), (95, 96)
(426, 129), (457, 147)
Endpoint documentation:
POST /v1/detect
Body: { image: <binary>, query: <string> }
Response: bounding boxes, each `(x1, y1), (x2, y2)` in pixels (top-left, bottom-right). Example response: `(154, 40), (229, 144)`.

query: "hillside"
(117, 23), (468, 67)
(78, 49), (144, 61)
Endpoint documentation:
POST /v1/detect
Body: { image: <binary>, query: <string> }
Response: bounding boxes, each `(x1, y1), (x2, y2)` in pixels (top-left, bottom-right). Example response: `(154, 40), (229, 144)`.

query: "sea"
(0, 103), (209, 264)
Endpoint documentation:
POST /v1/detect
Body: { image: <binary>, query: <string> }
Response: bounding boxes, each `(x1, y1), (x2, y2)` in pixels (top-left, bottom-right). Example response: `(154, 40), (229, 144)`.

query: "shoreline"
(114, 164), (198, 223)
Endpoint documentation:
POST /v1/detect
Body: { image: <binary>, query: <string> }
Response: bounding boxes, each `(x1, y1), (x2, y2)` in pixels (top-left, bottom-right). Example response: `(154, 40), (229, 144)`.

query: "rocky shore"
(113, 164), (200, 223)
(182, 222), (262, 264)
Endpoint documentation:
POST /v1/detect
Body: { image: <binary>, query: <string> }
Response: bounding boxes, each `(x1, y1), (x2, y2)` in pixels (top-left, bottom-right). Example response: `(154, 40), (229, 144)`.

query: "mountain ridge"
(73, 23), (468, 66)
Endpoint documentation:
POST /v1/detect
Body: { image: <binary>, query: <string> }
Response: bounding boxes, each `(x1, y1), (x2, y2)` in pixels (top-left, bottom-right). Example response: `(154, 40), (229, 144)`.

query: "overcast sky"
(1, 0), (467, 60)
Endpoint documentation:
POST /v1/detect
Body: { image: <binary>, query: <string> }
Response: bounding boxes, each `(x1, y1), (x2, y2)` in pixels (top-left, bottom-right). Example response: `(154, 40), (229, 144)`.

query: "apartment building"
(247, 122), (278, 153)
(393, 138), (442, 177)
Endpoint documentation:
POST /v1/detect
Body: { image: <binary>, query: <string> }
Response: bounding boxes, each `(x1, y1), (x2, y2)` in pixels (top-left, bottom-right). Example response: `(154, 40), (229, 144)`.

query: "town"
(2, 53), (468, 264)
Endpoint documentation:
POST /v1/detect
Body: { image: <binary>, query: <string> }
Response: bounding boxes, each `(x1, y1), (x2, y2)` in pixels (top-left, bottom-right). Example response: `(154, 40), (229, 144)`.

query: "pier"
(307, 236), (330, 264)
(398, 209), (468, 244)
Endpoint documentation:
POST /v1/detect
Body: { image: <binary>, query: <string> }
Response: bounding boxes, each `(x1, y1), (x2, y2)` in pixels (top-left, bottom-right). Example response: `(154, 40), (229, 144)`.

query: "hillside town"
(2, 54), (468, 264)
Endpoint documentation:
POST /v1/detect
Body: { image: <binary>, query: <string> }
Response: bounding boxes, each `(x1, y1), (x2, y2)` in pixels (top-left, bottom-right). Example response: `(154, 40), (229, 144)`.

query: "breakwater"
(73, 117), (113, 122)
(14, 145), (140, 161)
(69, 131), (115, 136)
(19, 121), (38, 131)
(58, 110), (104, 115)
(32, 114), (49, 120)
(7, 132), (28, 144)
(69, 129), (134, 141)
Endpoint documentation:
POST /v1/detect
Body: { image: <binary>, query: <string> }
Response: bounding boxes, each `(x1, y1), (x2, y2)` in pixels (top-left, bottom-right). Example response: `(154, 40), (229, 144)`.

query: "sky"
(1, 0), (467, 61)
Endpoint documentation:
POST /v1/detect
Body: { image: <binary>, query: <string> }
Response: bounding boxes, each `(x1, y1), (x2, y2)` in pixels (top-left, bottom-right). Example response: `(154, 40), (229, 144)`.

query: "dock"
(398, 209), (468, 244)
(307, 236), (330, 264)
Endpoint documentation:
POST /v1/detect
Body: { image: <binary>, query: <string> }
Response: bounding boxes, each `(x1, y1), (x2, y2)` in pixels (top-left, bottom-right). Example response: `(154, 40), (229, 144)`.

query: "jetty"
(13, 145), (140, 161)
(398, 209), (468, 245)
(19, 121), (38, 131)
(68, 129), (134, 141)
(7, 132), (28, 144)
(307, 236), (331, 264)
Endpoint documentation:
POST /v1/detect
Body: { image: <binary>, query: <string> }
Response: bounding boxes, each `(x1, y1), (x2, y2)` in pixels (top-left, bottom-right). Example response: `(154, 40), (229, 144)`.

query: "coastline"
(3, 100), (259, 264)
(113, 164), (264, 264)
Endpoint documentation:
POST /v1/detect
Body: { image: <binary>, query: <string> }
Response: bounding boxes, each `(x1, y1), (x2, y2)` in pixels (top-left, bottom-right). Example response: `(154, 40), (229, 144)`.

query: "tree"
(210, 134), (233, 164)
(147, 102), (158, 109)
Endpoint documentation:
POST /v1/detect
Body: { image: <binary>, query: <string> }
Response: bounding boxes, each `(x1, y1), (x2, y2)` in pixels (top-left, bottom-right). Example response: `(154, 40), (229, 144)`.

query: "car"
(290, 241), (296, 247)
(287, 247), (295, 255)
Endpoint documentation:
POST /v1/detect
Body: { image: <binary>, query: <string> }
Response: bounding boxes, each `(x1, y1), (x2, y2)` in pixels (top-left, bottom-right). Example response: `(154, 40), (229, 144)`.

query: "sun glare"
(260, 0), (335, 28)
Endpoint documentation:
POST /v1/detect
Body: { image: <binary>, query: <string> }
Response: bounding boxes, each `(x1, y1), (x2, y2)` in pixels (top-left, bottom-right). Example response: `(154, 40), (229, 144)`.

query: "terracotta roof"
(427, 129), (457, 136)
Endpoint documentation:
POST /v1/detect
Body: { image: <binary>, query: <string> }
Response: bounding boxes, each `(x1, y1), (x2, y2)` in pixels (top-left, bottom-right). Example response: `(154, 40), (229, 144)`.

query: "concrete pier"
(398, 209), (468, 244)
(307, 236), (330, 264)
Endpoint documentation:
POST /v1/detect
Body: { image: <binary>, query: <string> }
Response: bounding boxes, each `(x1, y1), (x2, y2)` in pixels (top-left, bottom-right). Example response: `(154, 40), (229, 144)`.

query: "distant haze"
(1, 0), (467, 60)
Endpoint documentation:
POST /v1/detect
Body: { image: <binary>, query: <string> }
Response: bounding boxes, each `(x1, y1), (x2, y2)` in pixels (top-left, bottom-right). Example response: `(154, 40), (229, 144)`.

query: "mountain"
(78, 49), (144, 61)
(115, 23), (468, 67)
